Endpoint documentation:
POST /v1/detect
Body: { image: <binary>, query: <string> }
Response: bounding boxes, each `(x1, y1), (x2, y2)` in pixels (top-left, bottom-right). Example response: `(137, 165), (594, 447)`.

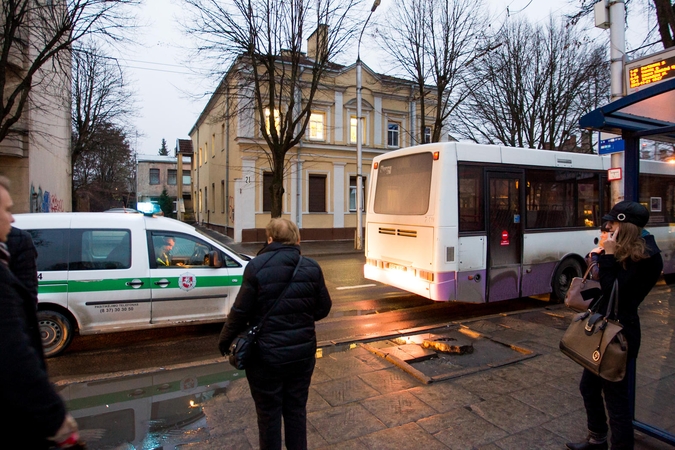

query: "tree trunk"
(270, 152), (285, 218)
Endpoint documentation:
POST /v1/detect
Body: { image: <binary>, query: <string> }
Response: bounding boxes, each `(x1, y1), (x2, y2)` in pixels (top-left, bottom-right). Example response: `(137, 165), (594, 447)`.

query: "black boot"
(565, 440), (608, 450)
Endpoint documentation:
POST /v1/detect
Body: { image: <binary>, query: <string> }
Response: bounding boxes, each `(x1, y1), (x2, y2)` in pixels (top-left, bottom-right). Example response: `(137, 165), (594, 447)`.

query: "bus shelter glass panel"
(639, 173), (675, 225)
(634, 288), (675, 438)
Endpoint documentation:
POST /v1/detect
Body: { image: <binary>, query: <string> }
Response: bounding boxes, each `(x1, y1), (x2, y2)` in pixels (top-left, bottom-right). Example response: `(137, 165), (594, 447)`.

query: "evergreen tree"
(158, 188), (174, 217)
(158, 138), (169, 156)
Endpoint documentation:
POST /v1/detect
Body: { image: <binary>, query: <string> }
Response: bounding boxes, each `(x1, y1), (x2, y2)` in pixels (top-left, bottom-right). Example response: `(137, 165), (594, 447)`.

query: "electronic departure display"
(625, 48), (675, 94)
(628, 57), (675, 89)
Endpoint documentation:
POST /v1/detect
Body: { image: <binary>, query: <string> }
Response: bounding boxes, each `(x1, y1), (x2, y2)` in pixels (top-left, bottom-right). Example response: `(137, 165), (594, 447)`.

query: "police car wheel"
(551, 258), (582, 303)
(38, 310), (73, 357)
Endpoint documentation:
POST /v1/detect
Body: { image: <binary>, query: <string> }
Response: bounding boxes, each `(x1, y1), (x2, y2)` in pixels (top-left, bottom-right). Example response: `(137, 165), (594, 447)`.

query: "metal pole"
(609, 0), (626, 204)
(355, 0), (380, 250)
(356, 57), (363, 250)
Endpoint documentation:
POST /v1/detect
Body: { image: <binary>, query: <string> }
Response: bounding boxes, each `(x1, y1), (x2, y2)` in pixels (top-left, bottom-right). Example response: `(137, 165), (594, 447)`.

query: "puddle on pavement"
(57, 363), (245, 450)
(57, 345), (360, 450)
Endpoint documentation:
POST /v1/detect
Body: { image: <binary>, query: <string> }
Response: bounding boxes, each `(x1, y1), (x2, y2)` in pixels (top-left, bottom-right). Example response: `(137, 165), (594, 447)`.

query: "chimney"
(307, 24), (329, 61)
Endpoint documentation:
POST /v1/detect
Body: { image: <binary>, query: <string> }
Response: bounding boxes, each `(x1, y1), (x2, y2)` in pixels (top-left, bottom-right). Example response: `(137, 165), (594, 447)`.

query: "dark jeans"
(246, 357), (316, 450)
(579, 358), (636, 449)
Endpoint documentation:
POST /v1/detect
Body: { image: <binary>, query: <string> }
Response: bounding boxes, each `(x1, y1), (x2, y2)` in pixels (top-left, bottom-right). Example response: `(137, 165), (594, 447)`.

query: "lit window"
(265, 108), (281, 135)
(309, 113), (324, 140)
(388, 123), (400, 147)
(350, 117), (365, 144)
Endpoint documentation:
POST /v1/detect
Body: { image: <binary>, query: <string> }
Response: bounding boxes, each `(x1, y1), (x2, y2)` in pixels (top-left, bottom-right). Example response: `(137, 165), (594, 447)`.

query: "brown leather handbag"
(559, 280), (628, 382)
(564, 263), (602, 312)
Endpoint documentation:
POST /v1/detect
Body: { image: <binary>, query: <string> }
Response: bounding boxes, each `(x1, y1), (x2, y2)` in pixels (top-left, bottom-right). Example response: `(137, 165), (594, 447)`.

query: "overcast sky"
(122, 0), (651, 156)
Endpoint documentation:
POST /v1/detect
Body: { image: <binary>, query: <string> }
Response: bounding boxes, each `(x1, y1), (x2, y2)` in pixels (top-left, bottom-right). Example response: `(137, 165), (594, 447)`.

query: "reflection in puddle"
(58, 363), (245, 449)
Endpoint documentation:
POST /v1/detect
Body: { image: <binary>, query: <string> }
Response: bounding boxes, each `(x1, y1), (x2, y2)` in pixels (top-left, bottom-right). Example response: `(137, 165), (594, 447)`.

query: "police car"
(13, 213), (249, 357)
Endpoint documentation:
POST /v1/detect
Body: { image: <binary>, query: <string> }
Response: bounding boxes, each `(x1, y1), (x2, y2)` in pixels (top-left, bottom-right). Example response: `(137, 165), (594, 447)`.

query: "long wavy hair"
(613, 222), (648, 266)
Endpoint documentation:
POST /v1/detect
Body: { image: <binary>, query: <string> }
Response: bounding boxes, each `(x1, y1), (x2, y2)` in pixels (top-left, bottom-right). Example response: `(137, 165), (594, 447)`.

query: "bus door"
(487, 172), (523, 302)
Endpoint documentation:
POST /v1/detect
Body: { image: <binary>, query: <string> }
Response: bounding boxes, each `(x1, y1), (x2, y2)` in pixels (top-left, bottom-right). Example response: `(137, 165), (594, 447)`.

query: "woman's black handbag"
(559, 280), (628, 381)
(228, 256), (303, 370)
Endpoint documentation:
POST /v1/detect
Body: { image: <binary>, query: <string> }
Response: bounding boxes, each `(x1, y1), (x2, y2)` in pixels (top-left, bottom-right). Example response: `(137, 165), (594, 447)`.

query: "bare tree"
(379, 0), (489, 143)
(568, 0), (675, 49)
(452, 19), (609, 150)
(0, 0), (138, 146)
(73, 121), (135, 211)
(183, 0), (360, 218)
(71, 42), (134, 187)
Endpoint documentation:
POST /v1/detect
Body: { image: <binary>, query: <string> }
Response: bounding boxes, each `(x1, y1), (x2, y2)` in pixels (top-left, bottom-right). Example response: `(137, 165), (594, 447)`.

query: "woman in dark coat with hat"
(567, 201), (663, 450)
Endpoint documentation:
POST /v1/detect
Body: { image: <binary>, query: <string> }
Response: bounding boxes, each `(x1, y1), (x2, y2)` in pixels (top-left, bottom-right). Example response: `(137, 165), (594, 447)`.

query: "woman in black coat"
(219, 218), (332, 450)
(567, 201), (663, 450)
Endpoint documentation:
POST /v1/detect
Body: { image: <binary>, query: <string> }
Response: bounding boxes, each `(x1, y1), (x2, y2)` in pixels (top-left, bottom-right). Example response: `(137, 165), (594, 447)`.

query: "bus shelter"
(579, 77), (675, 446)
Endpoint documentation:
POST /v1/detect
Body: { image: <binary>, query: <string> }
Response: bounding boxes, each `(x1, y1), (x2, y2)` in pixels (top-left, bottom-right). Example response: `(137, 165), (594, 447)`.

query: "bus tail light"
(418, 270), (434, 282)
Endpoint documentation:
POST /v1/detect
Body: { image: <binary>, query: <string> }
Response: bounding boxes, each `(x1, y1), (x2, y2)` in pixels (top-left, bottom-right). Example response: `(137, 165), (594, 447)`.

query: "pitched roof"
(176, 139), (193, 154)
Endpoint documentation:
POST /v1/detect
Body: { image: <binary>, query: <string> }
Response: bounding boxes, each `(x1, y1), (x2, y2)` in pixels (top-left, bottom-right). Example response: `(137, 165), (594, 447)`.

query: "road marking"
(336, 284), (377, 290)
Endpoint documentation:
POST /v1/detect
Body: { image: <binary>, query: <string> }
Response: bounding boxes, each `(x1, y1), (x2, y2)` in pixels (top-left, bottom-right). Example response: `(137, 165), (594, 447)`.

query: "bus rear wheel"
(38, 310), (73, 357)
(552, 259), (582, 302)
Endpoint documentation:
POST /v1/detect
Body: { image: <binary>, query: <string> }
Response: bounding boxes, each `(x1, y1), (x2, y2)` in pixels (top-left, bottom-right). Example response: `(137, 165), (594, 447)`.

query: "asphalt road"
(46, 254), (550, 382)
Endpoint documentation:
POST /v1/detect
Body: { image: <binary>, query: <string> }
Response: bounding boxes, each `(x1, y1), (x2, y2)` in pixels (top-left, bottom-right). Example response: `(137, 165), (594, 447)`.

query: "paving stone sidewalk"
(183, 282), (675, 449)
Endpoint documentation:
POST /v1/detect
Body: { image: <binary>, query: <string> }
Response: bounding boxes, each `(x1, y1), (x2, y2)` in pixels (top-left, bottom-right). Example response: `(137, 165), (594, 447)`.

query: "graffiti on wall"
(30, 184), (65, 213)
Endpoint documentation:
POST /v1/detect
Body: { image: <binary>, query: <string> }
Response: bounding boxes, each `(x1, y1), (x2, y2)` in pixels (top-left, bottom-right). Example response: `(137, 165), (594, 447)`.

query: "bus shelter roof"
(579, 77), (675, 143)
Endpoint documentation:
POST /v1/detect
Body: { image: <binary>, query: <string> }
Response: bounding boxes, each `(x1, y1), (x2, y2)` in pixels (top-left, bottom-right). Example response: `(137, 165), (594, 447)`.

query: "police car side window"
(151, 233), (213, 268)
(70, 230), (131, 271)
(29, 229), (69, 271)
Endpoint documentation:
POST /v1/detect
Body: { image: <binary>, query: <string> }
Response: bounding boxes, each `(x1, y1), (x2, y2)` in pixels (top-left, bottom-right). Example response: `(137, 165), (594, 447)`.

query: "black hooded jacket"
(218, 242), (332, 367)
(597, 233), (663, 359)
(0, 264), (66, 448)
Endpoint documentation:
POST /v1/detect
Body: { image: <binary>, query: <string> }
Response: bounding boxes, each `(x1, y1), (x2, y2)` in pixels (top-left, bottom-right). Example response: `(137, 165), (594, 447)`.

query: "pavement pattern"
(179, 280), (675, 449)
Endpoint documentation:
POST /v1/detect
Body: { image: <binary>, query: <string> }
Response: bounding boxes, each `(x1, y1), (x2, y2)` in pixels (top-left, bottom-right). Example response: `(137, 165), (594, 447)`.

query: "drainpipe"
(226, 84), (230, 229)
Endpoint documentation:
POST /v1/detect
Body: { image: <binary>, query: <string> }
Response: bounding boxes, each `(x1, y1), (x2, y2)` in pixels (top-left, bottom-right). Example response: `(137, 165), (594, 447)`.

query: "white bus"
(364, 142), (675, 302)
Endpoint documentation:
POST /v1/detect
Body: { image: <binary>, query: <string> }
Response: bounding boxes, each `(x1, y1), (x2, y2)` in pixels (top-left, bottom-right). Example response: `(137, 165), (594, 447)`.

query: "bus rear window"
(373, 153), (433, 215)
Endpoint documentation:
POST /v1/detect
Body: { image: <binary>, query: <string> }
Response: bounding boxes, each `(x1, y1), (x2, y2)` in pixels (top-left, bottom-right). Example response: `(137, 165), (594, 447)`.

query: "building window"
(262, 172), (273, 212)
(387, 122), (400, 147)
(149, 169), (160, 185)
(350, 117), (365, 144)
(168, 169), (177, 185)
(309, 112), (324, 140)
(308, 174), (327, 212)
(221, 124), (225, 151)
(221, 180), (225, 213)
(265, 108), (280, 135)
(424, 127), (432, 144)
(349, 176), (367, 211)
(182, 170), (191, 186)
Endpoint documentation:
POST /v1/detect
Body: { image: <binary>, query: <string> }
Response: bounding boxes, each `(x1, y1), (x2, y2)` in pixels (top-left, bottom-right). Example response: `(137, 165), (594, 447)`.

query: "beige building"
(0, 9), (71, 213)
(189, 37), (446, 242)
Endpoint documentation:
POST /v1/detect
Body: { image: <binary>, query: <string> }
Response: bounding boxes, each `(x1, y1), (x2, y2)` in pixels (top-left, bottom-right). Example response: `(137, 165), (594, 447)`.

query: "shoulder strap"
(255, 256), (303, 332)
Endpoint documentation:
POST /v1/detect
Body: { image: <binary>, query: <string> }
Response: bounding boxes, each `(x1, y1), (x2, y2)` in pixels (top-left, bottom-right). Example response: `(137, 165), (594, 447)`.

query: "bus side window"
(458, 165), (484, 232)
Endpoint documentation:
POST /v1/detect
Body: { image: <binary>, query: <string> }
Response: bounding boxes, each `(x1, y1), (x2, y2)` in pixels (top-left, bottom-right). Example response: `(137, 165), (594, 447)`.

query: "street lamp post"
(355, 0), (380, 250)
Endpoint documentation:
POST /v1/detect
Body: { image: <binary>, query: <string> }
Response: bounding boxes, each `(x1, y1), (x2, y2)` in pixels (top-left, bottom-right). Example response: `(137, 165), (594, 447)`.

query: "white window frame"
(387, 122), (400, 148)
